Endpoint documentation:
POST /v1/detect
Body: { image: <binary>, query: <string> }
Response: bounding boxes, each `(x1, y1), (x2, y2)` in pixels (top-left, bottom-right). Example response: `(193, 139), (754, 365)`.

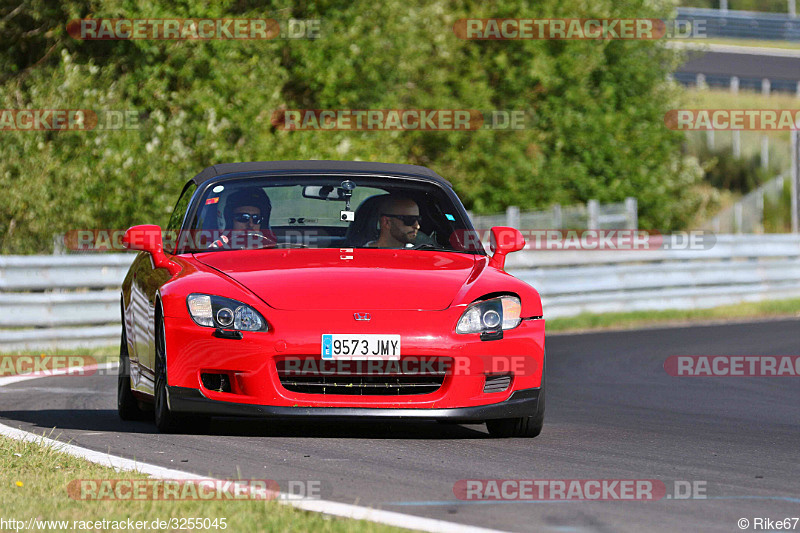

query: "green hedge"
(0, 0), (703, 253)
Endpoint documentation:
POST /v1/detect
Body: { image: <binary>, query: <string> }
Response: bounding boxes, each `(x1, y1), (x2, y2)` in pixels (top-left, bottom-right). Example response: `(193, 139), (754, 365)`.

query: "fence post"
(732, 130), (741, 158)
(506, 205), (520, 229)
(552, 204), (562, 229)
(707, 130), (715, 150)
(761, 135), (769, 170)
(625, 197), (638, 230)
(587, 200), (599, 230)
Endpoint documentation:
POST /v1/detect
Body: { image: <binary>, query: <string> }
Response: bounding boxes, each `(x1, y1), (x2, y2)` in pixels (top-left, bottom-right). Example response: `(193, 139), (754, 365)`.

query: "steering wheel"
(243, 231), (276, 249)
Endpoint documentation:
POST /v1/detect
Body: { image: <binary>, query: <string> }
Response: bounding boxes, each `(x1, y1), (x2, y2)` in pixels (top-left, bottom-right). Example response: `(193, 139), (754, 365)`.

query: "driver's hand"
(208, 235), (230, 249)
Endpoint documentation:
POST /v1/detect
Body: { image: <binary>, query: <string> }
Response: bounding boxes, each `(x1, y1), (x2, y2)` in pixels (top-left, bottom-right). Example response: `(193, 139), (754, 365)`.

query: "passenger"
(367, 196), (421, 248)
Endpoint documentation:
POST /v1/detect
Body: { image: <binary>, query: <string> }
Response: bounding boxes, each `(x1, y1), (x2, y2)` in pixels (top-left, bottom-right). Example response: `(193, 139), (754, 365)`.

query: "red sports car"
(118, 161), (545, 437)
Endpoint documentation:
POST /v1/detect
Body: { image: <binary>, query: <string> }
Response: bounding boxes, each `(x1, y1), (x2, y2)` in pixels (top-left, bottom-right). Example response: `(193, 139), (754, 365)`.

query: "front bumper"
(161, 310), (545, 409)
(167, 385), (541, 421)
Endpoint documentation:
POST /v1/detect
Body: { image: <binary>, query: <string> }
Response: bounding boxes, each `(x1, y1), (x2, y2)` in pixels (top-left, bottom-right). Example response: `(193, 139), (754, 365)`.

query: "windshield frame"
(175, 171), (486, 256)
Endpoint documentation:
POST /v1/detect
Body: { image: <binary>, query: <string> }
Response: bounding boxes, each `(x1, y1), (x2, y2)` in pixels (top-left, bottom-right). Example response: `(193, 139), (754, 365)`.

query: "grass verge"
(675, 37), (800, 50)
(547, 297), (800, 333)
(0, 433), (412, 533)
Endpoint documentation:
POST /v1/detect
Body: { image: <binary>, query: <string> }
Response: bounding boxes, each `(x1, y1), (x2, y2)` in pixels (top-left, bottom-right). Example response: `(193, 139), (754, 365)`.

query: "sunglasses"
(383, 214), (422, 226)
(233, 213), (264, 224)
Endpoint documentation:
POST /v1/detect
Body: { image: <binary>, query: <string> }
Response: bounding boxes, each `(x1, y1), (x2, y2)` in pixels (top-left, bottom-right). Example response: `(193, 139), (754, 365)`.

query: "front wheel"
(486, 356), (546, 438)
(153, 314), (183, 433)
(153, 313), (208, 433)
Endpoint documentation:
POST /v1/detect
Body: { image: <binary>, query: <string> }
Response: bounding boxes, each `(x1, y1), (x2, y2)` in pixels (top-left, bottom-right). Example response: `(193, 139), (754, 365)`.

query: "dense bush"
(694, 143), (776, 193)
(0, 0), (703, 253)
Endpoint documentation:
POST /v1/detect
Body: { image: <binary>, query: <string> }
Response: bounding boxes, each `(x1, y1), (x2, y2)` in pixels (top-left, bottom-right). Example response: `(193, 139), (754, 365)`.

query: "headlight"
(456, 296), (522, 334)
(186, 294), (268, 331)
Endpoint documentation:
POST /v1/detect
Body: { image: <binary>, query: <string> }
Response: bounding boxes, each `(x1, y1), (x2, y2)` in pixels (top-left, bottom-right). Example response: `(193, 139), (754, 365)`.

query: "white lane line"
(0, 365), (507, 533)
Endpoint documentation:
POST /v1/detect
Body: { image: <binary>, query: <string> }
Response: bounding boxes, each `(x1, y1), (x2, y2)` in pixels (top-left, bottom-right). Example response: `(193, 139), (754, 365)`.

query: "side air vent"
(483, 373), (512, 393)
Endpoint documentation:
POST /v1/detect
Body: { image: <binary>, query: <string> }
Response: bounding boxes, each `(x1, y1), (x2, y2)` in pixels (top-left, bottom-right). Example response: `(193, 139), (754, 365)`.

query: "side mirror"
(488, 226), (525, 270)
(123, 225), (181, 276)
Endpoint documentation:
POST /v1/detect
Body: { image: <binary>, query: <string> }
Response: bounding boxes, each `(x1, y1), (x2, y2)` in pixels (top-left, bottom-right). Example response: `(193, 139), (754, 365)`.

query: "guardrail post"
(625, 197), (638, 230)
(587, 200), (599, 230)
(762, 78), (771, 96)
(52, 234), (65, 255)
(732, 130), (741, 158)
(552, 204), (562, 229)
(792, 129), (799, 233)
(707, 130), (715, 150)
(720, 0), (728, 11)
(796, 81), (800, 98)
(696, 73), (706, 89)
(734, 202), (743, 234)
(761, 136), (769, 170)
(790, 0), (796, 17)
(506, 205), (520, 229)
(730, 76), (739, 94)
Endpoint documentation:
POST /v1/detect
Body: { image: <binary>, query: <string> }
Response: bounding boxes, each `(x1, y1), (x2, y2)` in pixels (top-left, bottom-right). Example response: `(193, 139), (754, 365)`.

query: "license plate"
(321, 334), (401, 360)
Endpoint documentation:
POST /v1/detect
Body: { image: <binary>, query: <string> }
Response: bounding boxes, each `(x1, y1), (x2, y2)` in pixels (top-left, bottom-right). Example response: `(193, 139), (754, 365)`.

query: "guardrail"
(676, 7), (800, 41)
(3, 234), (800, 350)
(469, 198), (638, 232)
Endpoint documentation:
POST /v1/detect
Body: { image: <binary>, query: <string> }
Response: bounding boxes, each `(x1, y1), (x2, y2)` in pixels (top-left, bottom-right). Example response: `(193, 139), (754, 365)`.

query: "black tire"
(118, 322), (146, 421)
(486, 356), (546, 438)
(154, 312), (183, 433)
(153, 311), (209, 434)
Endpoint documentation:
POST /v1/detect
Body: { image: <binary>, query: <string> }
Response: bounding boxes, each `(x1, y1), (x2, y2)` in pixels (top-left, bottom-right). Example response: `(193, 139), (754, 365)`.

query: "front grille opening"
(201, 372), (232, 393)
(483, 373), (512, 393)
(276, 358), (448, 396)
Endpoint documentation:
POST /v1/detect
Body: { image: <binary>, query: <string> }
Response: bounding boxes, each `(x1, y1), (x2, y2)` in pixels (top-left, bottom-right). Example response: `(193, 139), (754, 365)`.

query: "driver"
(209, 188), (273, 249)
(367, 196), (421, 248)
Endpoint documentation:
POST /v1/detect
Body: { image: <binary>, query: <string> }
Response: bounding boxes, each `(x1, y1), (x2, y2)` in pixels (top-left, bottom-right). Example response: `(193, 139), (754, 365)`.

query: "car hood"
(192, 248), (478, 311)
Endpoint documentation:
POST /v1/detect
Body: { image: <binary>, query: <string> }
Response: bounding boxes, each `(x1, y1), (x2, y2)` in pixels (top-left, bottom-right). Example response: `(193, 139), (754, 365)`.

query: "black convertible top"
(189, 160), (452, 188)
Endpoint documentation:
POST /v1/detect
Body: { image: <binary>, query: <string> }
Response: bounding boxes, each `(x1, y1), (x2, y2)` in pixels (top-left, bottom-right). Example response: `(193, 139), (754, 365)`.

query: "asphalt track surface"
(678, 49), (800, 82)
(1, 319), (799, 532)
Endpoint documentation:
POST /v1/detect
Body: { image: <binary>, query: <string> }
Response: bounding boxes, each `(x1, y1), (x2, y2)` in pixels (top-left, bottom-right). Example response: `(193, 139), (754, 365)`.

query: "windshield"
(172, 175), (484, 254)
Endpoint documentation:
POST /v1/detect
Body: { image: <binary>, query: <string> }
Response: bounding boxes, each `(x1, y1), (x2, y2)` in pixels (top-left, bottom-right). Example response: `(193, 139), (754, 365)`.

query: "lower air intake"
(276, 358), (448, 396)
